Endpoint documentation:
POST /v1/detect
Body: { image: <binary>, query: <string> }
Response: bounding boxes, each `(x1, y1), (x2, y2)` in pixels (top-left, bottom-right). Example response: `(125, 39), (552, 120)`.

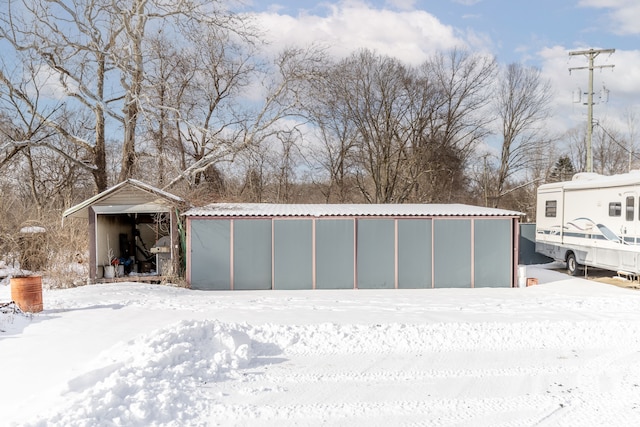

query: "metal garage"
(184, 204), (522, 290)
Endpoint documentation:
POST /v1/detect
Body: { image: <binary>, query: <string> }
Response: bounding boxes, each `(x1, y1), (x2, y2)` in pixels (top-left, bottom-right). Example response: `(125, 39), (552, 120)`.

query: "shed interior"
(96, 212), (172, 276)
(62, 179), (185, 282)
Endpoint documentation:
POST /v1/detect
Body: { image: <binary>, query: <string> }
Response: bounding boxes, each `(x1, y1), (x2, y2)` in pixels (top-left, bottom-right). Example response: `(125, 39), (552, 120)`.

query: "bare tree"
(0, 0), (125, 191)
(345, 50), (417, 203)
(0, 0), (257, 193)
(305, 50), (422, 203)
(164, 45), (326, 198)
(592, 120), (630, 175)
(307, 107), (360, 203)
(492, 63), (553, 208)
(140, 35), (177, 186)
(154, 26), (257, 193)
(270, 129), (303, 202)
(566, 120), (635, 176)
(566, 127), (587, 173)
(301, 48), (496, 204)
(416, 49), (497, 202)
(302, 59), (359, 203)
(624, 108), (639, 171)
(0, 66), (94, 212)
(0, 79), (53, 173)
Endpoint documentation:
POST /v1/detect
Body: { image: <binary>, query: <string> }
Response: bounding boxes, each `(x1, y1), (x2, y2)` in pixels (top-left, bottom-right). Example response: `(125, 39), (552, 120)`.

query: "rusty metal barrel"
(11, 275), (43, 313)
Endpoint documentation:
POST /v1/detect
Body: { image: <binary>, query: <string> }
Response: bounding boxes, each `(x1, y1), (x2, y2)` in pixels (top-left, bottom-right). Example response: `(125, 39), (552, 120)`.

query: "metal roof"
(184, 203), (522, 218)
(63, 179), (185, 219)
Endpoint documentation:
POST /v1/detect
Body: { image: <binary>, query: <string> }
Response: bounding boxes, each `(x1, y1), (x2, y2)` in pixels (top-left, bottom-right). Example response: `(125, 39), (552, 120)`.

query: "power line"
(569, 48), (615, 173)
(592, 121), (640, 164)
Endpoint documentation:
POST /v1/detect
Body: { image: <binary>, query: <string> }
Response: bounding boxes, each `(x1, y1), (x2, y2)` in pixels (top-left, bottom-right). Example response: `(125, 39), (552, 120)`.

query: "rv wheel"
(567, 253), (580, 276)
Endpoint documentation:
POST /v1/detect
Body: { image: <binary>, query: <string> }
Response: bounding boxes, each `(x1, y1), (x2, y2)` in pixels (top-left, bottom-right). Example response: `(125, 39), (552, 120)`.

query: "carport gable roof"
(184, 203), (523, 218)
(63, 179), (185, 220)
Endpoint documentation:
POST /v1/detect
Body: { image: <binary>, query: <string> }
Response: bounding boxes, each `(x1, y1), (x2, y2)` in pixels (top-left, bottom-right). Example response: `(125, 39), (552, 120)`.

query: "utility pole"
(569, 48), (615, 173)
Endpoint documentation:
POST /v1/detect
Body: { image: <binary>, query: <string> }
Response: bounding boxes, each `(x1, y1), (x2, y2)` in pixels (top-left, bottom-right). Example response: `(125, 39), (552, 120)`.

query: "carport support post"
(89, 206), (97, 281)
(171, 208), (181, 277)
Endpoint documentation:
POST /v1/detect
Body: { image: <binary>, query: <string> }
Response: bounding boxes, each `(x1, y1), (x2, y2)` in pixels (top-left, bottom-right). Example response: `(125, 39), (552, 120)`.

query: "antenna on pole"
(568, 48), (615, 173)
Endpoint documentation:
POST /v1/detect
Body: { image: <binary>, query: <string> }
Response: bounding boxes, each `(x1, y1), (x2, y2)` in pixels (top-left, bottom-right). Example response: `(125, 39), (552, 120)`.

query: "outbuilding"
(63, 179), (186, 282)
(184, 203), (522, 290)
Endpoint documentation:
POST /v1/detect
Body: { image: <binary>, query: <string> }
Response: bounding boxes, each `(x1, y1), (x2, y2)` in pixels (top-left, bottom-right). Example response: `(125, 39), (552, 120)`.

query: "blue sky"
(240, 0), (640, 160)
(243, 0), (638, 66)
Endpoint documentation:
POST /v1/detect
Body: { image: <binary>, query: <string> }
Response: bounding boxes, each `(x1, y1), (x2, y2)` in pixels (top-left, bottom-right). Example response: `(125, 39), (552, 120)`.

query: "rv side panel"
(536, 172), (640, 275)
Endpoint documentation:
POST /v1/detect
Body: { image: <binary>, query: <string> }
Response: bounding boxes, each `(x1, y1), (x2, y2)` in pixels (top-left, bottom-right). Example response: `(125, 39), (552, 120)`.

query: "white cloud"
(452, 0), (482, 5)
(463, 27), (495, 54)
(384, 0), (416, 11)
(578, 0), (640, 35)
(248, 0), (640, 157)
(252, 2), (469, 65)
(30, 64), (78, 101)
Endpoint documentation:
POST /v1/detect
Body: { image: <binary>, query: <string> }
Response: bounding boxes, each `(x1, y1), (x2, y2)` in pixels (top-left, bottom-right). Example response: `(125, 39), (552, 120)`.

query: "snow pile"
(25, 320), (253, 427)
(3, 265), (640, 426)
(20, 318), (640, 426)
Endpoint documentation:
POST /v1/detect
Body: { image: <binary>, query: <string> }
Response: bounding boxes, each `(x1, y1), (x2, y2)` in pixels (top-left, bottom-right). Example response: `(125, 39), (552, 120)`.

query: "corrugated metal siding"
(433, 219), (472, 288)
(184, 203), (522, 218)
(188, 215), (520, 290)
(397, 219), (432, 289)
(519, 223), (553, 265)
(315, 219), (355, 289)
(357, 219), (396, 289)
(474, 219), (512, 287)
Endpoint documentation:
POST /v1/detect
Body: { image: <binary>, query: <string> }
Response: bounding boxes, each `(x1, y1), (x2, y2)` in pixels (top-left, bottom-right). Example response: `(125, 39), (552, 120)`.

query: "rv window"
(545, 200), (557, 217)
(627, 196), (635, 221)
(609, 202), (622, 217)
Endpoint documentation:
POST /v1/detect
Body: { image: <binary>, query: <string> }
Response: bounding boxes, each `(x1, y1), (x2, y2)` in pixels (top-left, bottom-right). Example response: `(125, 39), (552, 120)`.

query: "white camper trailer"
(536, 171), (640, 276)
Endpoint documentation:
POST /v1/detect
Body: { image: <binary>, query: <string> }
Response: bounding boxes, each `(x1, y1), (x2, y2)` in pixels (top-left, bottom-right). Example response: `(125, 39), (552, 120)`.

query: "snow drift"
(2, 264), (640, 426)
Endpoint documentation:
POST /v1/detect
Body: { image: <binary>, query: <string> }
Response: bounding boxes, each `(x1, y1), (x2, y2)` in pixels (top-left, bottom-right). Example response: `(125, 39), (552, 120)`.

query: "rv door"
(623, 192), (638, 245)
(619, 192), (639, 271)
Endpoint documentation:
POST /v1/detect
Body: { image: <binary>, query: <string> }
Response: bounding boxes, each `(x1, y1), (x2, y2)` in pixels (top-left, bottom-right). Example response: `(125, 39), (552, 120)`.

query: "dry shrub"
(0, 191), (89, 288)
(0, 189), (24, 268)
(161, 275), (190, 289)
(16, 220), (49, 271)
(42, 215), (90, 289)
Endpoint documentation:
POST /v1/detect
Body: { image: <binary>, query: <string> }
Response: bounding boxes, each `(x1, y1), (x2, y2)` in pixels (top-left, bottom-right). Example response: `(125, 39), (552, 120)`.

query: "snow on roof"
(539, 170), (640, 191)
(184, 203), (522, 218)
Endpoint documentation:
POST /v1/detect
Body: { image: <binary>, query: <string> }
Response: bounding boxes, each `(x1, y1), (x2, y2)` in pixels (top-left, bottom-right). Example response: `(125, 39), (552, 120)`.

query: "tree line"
(0, 0), (637, 230)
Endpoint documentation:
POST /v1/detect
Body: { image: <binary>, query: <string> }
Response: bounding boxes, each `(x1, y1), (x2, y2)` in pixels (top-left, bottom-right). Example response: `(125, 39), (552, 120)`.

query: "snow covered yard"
(2, 264), (640, 426)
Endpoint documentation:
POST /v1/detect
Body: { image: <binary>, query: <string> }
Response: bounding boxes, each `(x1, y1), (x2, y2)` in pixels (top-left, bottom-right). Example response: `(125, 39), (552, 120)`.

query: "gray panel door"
(357, 219), (395, 289)
(190, 219), (230, 290)
(234, 219), (272, 290)
(474, 219), (512, 287)
(398, 219), (432, 289)
(316, 219), (355, 289)
(274, 219), (313, 290)
(434, 219), (471, 288)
